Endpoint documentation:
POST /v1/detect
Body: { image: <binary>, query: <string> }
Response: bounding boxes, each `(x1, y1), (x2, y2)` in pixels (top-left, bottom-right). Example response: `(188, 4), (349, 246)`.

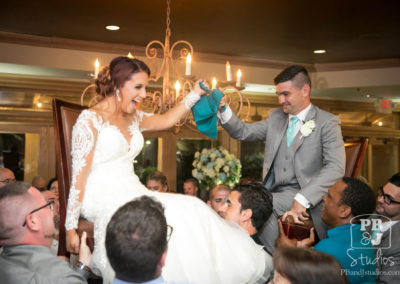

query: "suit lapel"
(293, 105), (316, 153)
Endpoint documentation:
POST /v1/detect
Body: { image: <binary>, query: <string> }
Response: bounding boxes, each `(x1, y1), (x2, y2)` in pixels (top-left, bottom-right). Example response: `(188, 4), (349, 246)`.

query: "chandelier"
(89, 0), (250, 134)
(140, 0), (250, 133)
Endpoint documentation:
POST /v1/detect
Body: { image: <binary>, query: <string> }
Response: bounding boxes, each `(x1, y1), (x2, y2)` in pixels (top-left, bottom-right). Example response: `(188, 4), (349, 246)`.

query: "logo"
(350, 214), (391, 249)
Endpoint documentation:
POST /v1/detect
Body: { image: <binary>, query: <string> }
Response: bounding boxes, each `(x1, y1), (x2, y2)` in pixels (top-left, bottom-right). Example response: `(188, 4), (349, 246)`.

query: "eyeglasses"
(378, 186), (400, 205)
(0, 178), (16, 184)
(22, 201), (54, 227)
(167, 225), (174, 242)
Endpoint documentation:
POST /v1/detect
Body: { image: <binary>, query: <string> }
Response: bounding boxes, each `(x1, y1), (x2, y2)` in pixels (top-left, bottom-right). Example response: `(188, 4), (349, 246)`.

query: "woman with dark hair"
(146, 170), (168, 192)
(270, 247), (349, 284)
(65, 57), (270, 283)
(47, 177), (59, 198)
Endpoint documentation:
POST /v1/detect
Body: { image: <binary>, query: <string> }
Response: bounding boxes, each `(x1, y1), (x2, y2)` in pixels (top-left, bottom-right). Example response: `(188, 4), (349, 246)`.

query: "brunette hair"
(146, 171), (168, 187)
(273, 247), (348, 284)
(95, 56), (150, 97)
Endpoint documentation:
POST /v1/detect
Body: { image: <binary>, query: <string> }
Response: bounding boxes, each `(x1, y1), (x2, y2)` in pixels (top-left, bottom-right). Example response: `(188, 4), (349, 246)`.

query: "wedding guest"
(106, 196), (193, 284)
(222, 182), (273, 252)
(270, 247), (348, 284)
(0, 168), (15, 188)
(183, 178), (199, 197)
(47, 177), (59, 199)
(0, 182), (91, 283)
(146, 171), (168, 192)
(32, 175), (47, 191)
(41, 189), (61, 255)
(374, 172), (400, 283)
(207, 184), (231, 217)
(277, 177), (376, 284)
(218, 65), (345, 253)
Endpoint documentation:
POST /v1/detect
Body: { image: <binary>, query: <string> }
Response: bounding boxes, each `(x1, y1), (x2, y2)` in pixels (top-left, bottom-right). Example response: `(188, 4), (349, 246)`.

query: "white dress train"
(65, 109), (272, 284)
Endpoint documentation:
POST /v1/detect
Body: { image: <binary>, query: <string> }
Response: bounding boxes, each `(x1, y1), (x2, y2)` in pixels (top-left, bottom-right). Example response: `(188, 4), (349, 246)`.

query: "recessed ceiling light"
(313, 49), (326, 54)
(106, 25), (120, 31)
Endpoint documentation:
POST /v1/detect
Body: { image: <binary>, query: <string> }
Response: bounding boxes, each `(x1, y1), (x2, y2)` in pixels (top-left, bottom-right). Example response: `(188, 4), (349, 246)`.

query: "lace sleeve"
(136, 110), (154, 132)
(65, 110), (101, 231)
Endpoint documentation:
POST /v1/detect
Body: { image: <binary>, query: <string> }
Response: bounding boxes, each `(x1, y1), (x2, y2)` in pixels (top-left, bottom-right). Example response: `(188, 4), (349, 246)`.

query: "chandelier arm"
(145, 40), (166, 82)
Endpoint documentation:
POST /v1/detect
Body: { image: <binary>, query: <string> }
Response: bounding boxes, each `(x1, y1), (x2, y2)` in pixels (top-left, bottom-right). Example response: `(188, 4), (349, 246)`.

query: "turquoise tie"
(287, 117), (299, 147)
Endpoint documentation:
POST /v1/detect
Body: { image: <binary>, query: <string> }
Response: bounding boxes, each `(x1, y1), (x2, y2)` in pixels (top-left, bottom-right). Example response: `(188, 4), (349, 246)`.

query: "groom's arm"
(219, 106), (269, 141)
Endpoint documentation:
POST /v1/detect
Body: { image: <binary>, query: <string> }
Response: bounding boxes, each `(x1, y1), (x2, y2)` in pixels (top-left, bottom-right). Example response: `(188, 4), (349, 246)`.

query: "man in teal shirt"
(278, 177), (377, 283)
(314, 178), (377, 283)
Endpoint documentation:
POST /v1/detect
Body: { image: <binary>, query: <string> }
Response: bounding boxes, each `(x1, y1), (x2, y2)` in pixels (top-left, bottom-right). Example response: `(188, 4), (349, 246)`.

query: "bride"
(65, 56), (272, 283)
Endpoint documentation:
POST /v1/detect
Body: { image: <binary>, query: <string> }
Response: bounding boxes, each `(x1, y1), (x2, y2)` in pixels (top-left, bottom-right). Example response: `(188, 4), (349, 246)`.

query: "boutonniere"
(300, 120), (315, 138)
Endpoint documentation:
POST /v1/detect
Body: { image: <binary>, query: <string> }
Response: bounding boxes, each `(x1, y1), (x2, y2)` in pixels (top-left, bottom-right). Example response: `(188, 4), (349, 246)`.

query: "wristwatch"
(76, 260), (91, 273)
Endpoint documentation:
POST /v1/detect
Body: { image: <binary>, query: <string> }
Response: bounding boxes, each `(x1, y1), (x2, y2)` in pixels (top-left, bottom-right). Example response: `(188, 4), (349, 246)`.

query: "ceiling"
(1, 0), (400, 64)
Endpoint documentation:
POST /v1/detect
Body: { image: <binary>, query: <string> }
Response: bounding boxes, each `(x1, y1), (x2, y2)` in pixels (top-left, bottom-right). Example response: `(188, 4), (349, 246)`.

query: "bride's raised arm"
(139, 80), (207, 132)
(65, 110), (100, 254)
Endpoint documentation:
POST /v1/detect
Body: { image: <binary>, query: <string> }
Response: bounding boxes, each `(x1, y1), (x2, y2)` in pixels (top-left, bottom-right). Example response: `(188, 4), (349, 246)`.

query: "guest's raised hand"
(276, 219), (297, 248)
(296, 227), (315, 248)
(66, 229), (80, 254)
(78, 231), (92, 266)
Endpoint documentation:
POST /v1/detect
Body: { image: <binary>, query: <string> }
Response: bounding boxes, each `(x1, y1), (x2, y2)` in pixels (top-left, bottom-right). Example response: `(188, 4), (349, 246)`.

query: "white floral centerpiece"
(192, 146), (242, 190)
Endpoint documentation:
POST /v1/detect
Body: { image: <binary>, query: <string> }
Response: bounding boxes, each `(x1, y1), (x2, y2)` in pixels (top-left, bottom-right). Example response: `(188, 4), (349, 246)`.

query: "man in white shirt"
(218, 65), (345, 253)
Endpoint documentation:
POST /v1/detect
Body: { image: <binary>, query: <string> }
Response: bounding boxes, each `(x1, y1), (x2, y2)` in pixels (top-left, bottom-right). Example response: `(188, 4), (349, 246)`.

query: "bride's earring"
(116, 89), (121, 102)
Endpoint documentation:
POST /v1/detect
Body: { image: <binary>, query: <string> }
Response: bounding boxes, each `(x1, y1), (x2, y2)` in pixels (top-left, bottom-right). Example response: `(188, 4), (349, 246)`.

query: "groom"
(218, 65), (345, 253)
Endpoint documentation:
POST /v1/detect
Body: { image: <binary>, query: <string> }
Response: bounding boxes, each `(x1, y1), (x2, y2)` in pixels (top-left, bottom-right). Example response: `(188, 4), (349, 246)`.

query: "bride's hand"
(194, 79), (208, 96)
(66, 229), (80, 254)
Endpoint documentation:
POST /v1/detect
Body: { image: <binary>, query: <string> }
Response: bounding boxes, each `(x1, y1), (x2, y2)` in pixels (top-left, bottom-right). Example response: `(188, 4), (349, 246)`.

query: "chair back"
(52, 99), (86, 256)
(344, 138), (368, 178)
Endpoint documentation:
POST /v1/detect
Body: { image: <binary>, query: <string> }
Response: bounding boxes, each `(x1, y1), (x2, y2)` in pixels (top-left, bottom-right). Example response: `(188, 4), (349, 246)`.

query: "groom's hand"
(282, 200), (309, 224)
(218, 93), (228, 112)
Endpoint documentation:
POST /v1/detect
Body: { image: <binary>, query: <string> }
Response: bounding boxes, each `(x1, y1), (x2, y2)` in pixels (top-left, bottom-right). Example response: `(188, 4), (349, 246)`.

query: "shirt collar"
(288, 103), (312, 123)
(327, 223), (354, 237)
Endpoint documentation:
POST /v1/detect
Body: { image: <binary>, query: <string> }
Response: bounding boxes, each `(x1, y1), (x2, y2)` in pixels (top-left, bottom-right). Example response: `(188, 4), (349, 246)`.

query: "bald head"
(32, 176), (46, 191)
(0, 182), (37, 245)
(0, 168), (16, 188)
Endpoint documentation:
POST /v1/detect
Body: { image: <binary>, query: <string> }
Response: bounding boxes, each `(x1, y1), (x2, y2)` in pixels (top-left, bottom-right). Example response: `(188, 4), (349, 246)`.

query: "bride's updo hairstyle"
(95, 56), (151, 97)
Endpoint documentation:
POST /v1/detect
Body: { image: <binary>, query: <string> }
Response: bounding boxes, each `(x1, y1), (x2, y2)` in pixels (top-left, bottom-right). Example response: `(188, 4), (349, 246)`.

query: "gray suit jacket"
(0, 245), (88, 284)
(375, 222), (400, 284)
(223, 105), (345, 235)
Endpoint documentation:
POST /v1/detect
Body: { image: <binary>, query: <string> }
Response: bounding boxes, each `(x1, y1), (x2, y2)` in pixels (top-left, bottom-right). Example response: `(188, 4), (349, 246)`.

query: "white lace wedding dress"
(65, 109), (272, 284)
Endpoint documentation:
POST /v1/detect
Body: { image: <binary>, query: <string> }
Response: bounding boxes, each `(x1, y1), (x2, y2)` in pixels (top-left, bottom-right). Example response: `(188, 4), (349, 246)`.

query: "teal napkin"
(192, 82), (225, 139)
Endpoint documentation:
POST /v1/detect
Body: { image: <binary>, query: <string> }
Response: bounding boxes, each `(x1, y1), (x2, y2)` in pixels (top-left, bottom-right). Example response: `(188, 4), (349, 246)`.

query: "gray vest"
(271, 133), (300, 190)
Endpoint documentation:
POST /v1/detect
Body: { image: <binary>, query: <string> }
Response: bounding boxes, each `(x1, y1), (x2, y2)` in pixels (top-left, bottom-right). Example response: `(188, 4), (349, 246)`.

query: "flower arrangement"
(192, 146), (242, 190)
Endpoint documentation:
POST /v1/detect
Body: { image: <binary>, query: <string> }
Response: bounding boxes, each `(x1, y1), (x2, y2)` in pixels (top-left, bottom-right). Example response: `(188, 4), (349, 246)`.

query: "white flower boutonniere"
(300, 120), (315, 138)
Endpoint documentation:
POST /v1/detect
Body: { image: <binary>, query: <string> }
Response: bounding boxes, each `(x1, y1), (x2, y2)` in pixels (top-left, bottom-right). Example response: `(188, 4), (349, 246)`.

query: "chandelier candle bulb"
(212, 77), (217, 89)
(226, 61), (232, 81)
(94, 58), (100, 79)
(236, 69), (242, 87)
(185, 53), (192, 76)
(175, 80), (181, 98)
(127, 52), (134, 59)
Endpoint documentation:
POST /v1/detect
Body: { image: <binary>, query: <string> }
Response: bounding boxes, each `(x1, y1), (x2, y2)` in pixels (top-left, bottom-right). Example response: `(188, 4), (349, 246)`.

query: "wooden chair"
(344, 138), (368, 178)
(52, 99), (95, 257)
